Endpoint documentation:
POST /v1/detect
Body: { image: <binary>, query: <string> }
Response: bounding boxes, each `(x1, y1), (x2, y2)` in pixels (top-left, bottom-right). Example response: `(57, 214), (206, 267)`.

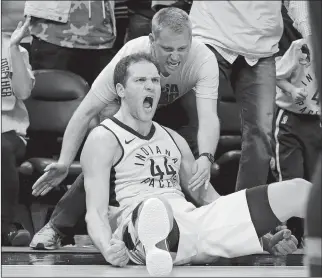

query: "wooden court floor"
(1, 247), (307, 277)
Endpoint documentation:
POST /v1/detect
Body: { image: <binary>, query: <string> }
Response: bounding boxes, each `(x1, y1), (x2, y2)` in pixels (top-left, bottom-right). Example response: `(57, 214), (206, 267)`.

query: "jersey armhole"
(98, 124), (124, 167)
(160, 125), (182, 157)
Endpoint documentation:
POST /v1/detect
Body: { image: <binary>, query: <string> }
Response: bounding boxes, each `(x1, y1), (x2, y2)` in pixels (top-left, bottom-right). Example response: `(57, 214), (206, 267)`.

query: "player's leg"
(247, 178), (312, 238)
(123, 197), (180, 276)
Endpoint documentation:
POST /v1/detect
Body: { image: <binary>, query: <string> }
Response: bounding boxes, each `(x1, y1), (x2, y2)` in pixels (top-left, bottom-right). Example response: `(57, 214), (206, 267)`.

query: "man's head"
(114, 53), (161, 122)
(149, 7), (192, 76)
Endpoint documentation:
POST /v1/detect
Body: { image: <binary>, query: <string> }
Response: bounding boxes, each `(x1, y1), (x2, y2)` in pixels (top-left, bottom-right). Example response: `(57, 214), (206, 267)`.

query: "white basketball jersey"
(100, 117), (185, 225)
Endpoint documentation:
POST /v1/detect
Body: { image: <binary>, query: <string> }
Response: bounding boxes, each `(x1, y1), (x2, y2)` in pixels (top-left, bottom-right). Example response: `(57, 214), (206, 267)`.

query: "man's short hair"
(113, 53), (160, 88)
(152, 7), (192, 38)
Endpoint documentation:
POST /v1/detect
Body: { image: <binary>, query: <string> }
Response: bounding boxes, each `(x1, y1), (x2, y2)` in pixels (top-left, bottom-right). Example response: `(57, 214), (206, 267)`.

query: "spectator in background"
(24, 1), (117, 86)
(190, 1), (311, 192)
(152, 0), (192, 13)
(1, 17), (35, 246)
(1, 1), (32, 53)
(272, 1), (320, 247)
(124, 0), (193, 44)
(124, 0), (154, 43)
(273, 39), (321, 246)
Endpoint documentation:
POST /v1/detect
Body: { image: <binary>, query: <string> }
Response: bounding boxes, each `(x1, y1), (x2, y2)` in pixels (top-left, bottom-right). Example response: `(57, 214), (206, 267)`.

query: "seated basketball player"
(81, 53), (305, 276)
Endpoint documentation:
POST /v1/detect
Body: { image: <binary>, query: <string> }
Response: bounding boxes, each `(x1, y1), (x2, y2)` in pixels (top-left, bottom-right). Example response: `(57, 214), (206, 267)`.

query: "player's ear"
(116, 83), (125, 98)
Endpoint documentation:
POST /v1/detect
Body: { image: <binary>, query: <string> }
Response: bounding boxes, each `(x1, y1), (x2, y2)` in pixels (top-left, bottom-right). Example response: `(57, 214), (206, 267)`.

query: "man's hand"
(291, 87), (308, 103)
(103, 238), (129, 267)
(10, 16), (31, 47)
(264, 229), (298, 256)
(188, 156), (211, 191)
(32, 163), (69, 196)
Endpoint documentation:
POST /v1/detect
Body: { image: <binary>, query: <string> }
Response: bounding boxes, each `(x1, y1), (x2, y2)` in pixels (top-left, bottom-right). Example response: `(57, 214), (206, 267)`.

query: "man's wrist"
(198, 153), (215, 164)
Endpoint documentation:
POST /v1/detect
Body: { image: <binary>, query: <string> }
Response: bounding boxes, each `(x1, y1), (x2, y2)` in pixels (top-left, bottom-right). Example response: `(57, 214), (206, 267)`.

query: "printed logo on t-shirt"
(295, 73), (320, 115)
(1, 58), (13, 97)
(159, 84), (180, 105)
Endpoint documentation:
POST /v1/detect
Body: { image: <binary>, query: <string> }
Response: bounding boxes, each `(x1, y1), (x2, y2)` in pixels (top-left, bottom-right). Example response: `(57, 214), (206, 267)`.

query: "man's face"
(121, 61), (161, 122)
(150, 27), (191, 76)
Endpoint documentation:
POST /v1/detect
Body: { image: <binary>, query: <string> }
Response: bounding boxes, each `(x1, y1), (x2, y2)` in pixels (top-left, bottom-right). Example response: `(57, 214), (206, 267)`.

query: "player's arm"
(164, 127), (221, 206)
(81, 126), (128, 266)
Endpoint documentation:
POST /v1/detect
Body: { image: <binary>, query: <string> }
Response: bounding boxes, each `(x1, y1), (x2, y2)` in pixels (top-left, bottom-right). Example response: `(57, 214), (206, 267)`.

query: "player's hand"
(10, 16), (31, 47)
(188, 156), (211, 191)
(267, 229), (298, 256)
(291, 87), (308, 102)
(104, 238), (129, 267)
(32, 163), (69, 196)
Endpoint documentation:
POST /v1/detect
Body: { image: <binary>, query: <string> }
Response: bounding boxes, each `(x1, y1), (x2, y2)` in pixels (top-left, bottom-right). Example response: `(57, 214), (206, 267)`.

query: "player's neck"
(114, 111), (153, 137)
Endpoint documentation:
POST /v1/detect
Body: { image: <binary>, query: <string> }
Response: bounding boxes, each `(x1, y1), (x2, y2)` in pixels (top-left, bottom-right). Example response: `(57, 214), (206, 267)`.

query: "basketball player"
(82, 53), (304, 276)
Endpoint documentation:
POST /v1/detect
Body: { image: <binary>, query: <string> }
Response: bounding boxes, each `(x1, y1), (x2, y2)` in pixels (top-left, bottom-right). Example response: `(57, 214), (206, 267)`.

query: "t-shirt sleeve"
(19, 46), (35, 83)
(193, 52), (219, 100)
(91, 39), (142, 104)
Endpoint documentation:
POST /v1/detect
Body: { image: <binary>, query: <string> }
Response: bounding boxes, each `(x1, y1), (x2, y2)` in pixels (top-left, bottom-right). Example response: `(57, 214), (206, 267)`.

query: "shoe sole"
(11, 231), (31, 247)
(137, 198), (173, 277)
(29, 242), (59, 250)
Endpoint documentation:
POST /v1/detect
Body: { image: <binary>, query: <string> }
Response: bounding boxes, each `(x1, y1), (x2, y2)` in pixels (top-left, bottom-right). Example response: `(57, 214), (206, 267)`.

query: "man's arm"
(10, 17), (34, 99)
(165, 127), (220, 206)
(81, 126), (128, 266)
(196, 97), (220, 162)
(188, 45), (220, 189)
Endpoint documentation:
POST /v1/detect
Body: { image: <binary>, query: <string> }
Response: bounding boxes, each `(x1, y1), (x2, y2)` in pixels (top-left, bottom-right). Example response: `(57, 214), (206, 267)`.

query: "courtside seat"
(20, 69), (96, 178)
(18, 69), (98, 234)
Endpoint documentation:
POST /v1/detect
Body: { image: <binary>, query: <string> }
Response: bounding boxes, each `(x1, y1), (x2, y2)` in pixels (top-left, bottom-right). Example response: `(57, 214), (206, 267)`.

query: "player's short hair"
(152, 7), (192, 38)
(113, 53), (160, 88)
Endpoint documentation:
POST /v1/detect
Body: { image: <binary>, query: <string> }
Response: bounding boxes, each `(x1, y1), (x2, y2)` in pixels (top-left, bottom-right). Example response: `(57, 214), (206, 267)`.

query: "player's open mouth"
(143, 96), (154, 111)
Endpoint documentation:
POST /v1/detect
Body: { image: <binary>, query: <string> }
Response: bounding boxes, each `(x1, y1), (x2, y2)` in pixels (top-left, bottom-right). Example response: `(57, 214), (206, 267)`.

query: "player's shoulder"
(160, 125), (185, 145)
(86, 122), (119, 149)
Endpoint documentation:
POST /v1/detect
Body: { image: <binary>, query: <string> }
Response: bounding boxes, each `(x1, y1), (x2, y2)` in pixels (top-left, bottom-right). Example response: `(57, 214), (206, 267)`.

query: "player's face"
(123, 61), (161, 122)
(150, 27), (191, 76)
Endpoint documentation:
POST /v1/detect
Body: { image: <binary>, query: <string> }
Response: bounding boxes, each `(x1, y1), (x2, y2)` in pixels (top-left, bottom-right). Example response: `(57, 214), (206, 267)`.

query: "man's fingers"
(32, 173), (50, 191)
(283, 229), (292, 239)
(16, 21), (23, 29)
(109, 243), (126, 253)
(189, 172), (208, 190)
(290, 235), (298, 247)
(40, 186), (54, 196)
(274, 244), (288, 255)
(282, 239), (297, 253)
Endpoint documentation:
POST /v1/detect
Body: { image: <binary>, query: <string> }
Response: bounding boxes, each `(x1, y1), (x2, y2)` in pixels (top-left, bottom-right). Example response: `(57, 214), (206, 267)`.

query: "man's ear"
(149, 33), (155, 46)
(116, 83), (125, 98)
